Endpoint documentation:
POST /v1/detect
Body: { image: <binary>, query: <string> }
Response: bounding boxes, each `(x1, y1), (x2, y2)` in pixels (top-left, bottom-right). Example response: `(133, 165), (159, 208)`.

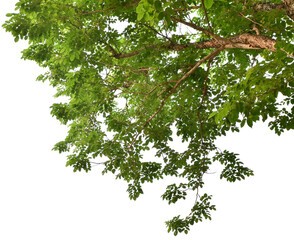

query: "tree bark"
(192, 34), (276, 51)
(108, 34), (293, 59)
(283, 0), (294, 20)
(254, 0), (294, 21)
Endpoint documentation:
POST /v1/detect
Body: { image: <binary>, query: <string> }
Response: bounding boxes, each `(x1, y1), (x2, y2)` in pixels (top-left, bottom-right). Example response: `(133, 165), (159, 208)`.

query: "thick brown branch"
(193, 33), (276, 51)
(99, 34), (293, 60)
(192, 33), (294, 58)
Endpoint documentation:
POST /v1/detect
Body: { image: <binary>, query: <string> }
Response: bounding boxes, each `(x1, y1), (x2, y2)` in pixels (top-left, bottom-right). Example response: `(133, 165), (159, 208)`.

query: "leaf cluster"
(3, 0), (294, 235)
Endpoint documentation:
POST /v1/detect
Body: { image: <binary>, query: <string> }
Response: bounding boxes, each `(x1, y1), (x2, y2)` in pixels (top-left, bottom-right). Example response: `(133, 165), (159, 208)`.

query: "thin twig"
(87, 58), (154, 72)
(124, 80), (178, 96)
(170, 16), (222, 40)
(194, 58), (214, 205)
(143, 24), (173, 42)
(194, 186), (200, 205)
(256, 78), (294, 98)
(237, 12), (273, 32)
(145, 48), (223, 126)
(174, 6), (201, 12)
(198, 58), (212, 108)
(200, 0), (214, 34)
(87, 11), (112, 35)
(90, 161), (106, 165)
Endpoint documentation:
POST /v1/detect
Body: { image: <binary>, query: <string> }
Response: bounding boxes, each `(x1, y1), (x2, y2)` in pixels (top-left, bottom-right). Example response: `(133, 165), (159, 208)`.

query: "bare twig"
(90, 161), (106, 165)
(194, 186), (200, 205)
(86, 32), (293, 60)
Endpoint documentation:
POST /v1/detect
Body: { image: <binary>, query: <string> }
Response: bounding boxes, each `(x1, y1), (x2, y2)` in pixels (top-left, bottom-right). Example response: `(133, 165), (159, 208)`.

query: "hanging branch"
(194, 58), (213, 206)
(127, 48), (223, 152)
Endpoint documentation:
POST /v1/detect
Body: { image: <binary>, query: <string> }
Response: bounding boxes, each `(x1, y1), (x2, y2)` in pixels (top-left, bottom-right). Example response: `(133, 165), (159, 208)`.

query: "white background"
(1, 1), (294, 239)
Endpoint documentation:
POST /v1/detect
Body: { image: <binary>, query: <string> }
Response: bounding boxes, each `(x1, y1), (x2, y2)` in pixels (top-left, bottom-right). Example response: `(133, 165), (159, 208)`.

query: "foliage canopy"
(3, 0), (294, 235)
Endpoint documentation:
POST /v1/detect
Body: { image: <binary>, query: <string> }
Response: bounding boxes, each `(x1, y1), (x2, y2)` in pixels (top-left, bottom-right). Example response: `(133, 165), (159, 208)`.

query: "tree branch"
(142, 24), (174, 42)
(200, 0), (214, 34)
(174, 6), (201, 12)
(90, 34), (293, 60)
(283, 0), (294, 20)
(253, 3), (285, 12)
(237, 12), (273, 32)
(126, 48), (223, 152)
(253, 0), (294, 21)
(170, 16), (222, 40)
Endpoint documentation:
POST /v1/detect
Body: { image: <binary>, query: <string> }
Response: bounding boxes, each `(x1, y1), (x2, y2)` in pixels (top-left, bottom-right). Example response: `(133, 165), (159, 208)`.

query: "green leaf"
(165, 7), (174, 16)
(69, 54), (75, 62)
(247, 118), (253, 128)
(137, 11), (145, 21)
(240, 119), (246, 128)
(136, 3), (144, 13)
(208, 111), (217, 119)
(144, 12), (152, 21)
(154, 0), (162, 11)
(204, 0), (214, 9)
